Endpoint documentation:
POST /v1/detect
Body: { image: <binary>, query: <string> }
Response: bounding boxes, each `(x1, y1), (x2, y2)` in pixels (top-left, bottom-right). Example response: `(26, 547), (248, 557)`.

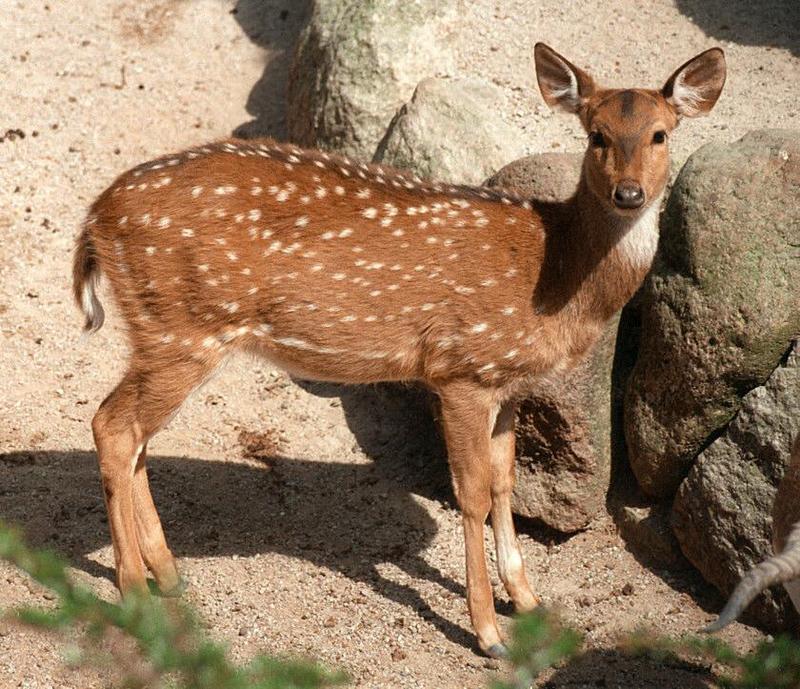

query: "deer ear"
(534, 43), (596, 114)
(662, 48), (726, 118)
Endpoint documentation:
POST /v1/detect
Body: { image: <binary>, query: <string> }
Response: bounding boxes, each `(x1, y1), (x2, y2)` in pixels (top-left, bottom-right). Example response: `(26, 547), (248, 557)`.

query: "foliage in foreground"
(0, 522), (346, 689)
(2, 521), (800, 688)
(625, 628), (800, 689)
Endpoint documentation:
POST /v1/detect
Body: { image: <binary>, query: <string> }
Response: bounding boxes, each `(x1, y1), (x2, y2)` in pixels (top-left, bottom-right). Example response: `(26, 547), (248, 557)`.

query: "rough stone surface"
(625, 129), (800, 498)
(373, 77), (524, 185)
(615, 502), (688, 570)
(287, 0), (457, 160)
(510, 318), (617, 532)
(486, 152), (582, 202)
(672, 344), (800, 631)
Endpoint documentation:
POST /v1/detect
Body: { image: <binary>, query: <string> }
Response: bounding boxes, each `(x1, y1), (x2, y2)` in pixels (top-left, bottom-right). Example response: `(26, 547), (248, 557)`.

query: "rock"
(485, 152), (610, 532)
(615, 502), (688, 569)
(511, 315), (616, 532)
(373, 77), (524, 185)
(486, 152), (582, 202)
(625, 129), (800, 497)
(287, 0), (457, 161)
(672, 344), (800, 631)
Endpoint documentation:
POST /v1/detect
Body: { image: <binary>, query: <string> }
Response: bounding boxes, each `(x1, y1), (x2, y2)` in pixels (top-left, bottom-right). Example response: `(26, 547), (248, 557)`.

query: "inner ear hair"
(534, 43), (595, 115)
(662, 48), (726, 118)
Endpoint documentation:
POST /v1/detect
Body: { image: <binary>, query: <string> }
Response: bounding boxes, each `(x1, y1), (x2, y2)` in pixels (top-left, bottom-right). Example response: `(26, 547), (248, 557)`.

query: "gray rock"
(615, 502), (688, 570)
(486, 152), (582, 202)
(287, 0), (457, 160)
(672, 344), (800, 630)
(373, 77), (524, 185)
(511, 317), (616, 532)
(625, 129), (800, 498)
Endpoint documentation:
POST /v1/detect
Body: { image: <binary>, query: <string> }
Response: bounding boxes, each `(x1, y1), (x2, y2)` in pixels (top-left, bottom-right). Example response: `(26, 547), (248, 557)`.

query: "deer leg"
(132, 445), (183, 595)
(93, 355), (216, 595)
(93, 371), (149, 594)
(438, 382), (505, 658)
(490, 401), (540, 613)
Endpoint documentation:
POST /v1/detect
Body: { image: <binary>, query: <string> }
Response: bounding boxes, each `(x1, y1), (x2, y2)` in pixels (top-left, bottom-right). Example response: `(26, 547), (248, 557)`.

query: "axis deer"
(73, 44), (726, 657)
(706, 432), (800, 633)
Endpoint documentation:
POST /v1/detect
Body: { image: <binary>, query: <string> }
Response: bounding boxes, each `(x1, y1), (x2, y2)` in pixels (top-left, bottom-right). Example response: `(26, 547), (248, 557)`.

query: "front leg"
(490, 401), (540, 612)
(437, 381), (505, 657)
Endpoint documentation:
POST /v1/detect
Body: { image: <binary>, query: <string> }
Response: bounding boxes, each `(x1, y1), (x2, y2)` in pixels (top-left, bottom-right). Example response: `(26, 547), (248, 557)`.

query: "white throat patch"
(616, 199), (661, 268)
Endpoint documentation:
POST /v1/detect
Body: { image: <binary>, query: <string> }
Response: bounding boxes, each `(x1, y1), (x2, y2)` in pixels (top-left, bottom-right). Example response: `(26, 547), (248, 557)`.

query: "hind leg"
(92, 354), (217, 595)
(132, 444), (183, 594)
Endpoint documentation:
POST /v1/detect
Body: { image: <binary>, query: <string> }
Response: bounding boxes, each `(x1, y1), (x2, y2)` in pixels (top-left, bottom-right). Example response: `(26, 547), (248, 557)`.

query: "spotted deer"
(73, 44), (726, 657)
(706, 431), (800, 633)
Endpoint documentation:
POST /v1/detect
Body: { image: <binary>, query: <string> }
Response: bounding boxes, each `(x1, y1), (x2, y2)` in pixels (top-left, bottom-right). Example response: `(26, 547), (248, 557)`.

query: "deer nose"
(613, 181), (645, 209)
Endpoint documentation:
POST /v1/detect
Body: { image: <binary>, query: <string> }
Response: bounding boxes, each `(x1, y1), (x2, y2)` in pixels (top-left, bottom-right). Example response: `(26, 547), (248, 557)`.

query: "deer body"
(81, 143), (654, 390)
(75, 45), (726, 657)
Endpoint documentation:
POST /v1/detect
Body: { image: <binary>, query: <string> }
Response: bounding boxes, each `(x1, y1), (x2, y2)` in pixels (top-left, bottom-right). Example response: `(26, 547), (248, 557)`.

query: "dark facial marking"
(620, 90), (636, 118)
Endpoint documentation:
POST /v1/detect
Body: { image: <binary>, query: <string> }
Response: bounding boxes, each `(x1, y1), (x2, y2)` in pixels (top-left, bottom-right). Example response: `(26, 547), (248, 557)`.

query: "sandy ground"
(1, 1), (798, 687)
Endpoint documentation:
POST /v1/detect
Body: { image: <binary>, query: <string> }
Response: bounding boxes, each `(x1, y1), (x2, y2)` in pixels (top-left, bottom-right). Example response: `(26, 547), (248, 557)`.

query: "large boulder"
(487, 153), (613, 531)
(373, 77), (525, 185)
(485, 152), (582, 202)
(625, 129), (800, 498)
(672, 343), (800, 631)
(511, 320), (618, 531)
(287, 0), (457, 161)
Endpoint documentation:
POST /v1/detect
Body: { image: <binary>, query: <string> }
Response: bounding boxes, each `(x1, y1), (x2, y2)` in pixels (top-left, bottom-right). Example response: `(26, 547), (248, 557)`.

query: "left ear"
(662, 48), (726, 118)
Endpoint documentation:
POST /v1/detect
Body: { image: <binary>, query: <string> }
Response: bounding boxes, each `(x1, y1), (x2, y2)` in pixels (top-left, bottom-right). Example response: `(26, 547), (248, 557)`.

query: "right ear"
(534, 43), (596, 114)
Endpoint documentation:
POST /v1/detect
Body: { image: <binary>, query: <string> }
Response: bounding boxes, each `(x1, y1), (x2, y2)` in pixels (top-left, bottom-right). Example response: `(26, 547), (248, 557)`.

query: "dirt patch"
(112, 0), (189, 44)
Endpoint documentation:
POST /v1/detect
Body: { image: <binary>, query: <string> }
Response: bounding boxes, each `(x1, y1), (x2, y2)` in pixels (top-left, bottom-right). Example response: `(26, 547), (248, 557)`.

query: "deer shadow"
(0, 446), (477, 651)
(231, 0), (313, 140)
(674, 0), (800, 55)
(540, 647), (717, 689)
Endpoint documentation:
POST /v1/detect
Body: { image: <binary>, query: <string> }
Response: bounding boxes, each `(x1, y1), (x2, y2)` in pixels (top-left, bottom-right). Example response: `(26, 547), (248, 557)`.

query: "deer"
(72, 44), (726, 658)
(705, 432), (800, 633)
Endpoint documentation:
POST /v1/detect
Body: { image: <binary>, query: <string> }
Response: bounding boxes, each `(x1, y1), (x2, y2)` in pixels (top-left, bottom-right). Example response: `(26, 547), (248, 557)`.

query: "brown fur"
(74, 44), (726, 656)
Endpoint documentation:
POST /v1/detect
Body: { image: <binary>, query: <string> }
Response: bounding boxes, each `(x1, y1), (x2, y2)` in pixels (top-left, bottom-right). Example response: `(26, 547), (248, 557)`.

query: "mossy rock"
(625, 129), (800, 498)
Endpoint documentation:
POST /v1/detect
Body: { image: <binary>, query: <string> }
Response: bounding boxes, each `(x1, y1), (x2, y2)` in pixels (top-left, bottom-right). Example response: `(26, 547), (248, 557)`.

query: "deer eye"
(652, 130), (667, 144)
(589, 131), (607, 148)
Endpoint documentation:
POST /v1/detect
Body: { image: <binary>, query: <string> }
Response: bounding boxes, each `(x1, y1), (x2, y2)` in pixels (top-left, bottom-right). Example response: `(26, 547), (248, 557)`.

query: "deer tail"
(72, 222), (105, 334)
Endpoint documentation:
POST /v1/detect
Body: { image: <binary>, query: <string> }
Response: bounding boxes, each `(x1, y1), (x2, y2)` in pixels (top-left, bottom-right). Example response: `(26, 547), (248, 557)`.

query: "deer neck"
(532, 170), (661, 325)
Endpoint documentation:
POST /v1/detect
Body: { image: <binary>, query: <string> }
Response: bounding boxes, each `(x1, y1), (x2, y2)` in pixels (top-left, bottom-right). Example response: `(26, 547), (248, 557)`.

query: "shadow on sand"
(0, 445), (479, 650)
(675, 0), (799, 55)
(231, 0), (313, 140)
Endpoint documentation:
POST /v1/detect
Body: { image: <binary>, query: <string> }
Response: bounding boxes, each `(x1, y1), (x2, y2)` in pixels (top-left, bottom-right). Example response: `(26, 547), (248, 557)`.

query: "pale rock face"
(287, 0), (459, 160)
(374, 77), (525, 186)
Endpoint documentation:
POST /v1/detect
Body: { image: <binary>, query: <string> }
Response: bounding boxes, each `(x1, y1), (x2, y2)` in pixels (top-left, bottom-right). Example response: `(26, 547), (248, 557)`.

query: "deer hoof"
(485, 642), (509, 659)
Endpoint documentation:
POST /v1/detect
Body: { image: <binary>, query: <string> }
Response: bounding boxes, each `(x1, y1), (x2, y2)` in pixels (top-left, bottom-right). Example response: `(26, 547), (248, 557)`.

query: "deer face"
(534, 44), (726, 216)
